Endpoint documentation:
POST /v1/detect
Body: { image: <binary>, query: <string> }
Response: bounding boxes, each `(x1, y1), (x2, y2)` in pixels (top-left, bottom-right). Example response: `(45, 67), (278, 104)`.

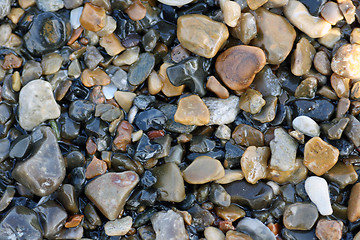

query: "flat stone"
(304, 137), (339, 176)
(292, 116), (320, 137)
(174, 95), (210, 126)
(293, 99), (335, 122)
(125, 0), (146, 21)
(254, 66), (281, 97)
(348, 183), (360, 222)
(270, 128), (298, 172)
(113, 121), (133, 152)
(294, 77), (317, 99)
(203, 95), (240, 125)
(151, 210), (188, 240)
(291, 37), (316, 76)
(41, 53), (63, 75)
(128, 53), (155, 86)
(205, 226), (225, 240)
(215, 204), (245, 222)
(241, 146), (270, 184)
(85, 156), (107, 179)
(231, 12), (257, 44)
(85, 171), (139, 220)
(80, 3), (106, 32)
(114, 91), (136, 112)
(64, 0), (82, 9)
(322, 117), (350, 140)
(188, 204), (215, 231)
(253, 7), (296, 65)
(305, 176), (333, 215)
(177, 14), (229, 58)
(183, 156), (225, 184)
(283, 203), (318, 230)
(316, 219), (343, 240)
(12, 127), (66, 196)
(332, 44), (360, 79)
(216, 45), (266, 91)
(19, 80), (60, 131)
(84, 45), (104, 70)
(252, 96), (277, 123)
(81, 68), (110, 87)
(104, 216), (132, 236)
(239, 89), (265, 114)
(324, 162), (358, 189)
(236, 217), (276, 240)
(331, 73), (350, 98)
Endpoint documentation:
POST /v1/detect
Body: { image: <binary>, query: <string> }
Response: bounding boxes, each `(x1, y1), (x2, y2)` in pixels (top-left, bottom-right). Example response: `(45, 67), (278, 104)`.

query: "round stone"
(283, 203), (318, 230)
(292, 116), (320, 137)
(183, 156), (225, 184)
(332, 44), (360, 79)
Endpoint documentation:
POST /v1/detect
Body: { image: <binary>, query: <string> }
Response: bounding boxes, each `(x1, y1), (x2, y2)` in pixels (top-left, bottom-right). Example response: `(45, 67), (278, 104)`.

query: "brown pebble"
(147, 130), (165, 140)
(99, 33), (125, 56)
(18, 0), (36, 9)
(113, 121), (133, 152)
(7, 8), (25, 24)
(348, 183), (360, 222)
(81, 68), (110, 87)
(125, 0), (147, 21)
(219, 220), (235, 232)
(80, 37), (89, 45)
(206, 76), (230, 99)
(171, 44), (191, 63)
(331, 73), (350, 98)
(315, 219), (343, 240)
(177, 134), (192, 144)
(214, 204), (245, 222)
(351, 101), (360, 115)
(1, 53), (23, 70)
(85, 156), (108, 179)
(226, 230), (253, 240)
(336, 97), (350, 118)
(314, 51), (332, 76)
(291, 37), (316, 76)
(12, 71), (21, 92)
(55, 80), (72, 101)
(215, 45), (266, 91)
(324, 162), (358, 189)
(268, 223), (281, 236)
(89, 86), (105, 104)
(68, 27), (84, 46)
(241, 146), (270, 184)
(159, 62), (185, 97)
(232, 124), (264, 147)
(86, 137), (97, 155)
(65, 214), (84, 228)
(332, 44), (360, 79)
(80, 3), (106, 32)
(174, 95), (210, 126)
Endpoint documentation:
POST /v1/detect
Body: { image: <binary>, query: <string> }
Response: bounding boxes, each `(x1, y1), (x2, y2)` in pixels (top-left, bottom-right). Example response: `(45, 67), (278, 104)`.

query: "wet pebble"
(151, 210), (188, 240)
(236, 217), (276, 240)
(183, 156), (225, 184)
(69, 100), (95, 122)
(315, 219), (343, 240)
(203, 95), (240, 125)
(293, 99), (335, 122)
(232, 124), (264, 147)
(283, 203), (318, 230)
(128, 53), (155, 86)
(348, 183), (360, 222)
(104, 216), (132, 236)
(174, 95), (210, 126)
(205, 226), (225, 240)
(305, 176), (333, 215)
(241, 146), (270, 184)
(292, 116), (320, 137)
(135, 109), (167, 131)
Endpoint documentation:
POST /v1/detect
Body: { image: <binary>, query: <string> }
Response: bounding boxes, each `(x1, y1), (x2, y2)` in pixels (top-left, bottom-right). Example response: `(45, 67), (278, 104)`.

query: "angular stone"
(314, 51), (332, 76)
(254, 66), (281, 97)
(345, 115), (360, 147)
(0, 0), (11, 20)
(84, 45), (104, 70)
(236, 217), (276, 240)
(283, 203), (318, 230)
(239, 89), (265, 114)
(113, 121), (133, 152)
(114, 91), (136, 112)
(216, 45), (266, 91)
(304, 137), (339, 176)
(252, 96), (277, 123)
(316, 219), (343, 240)
(241, 146), (270, 184)
(332, 44), (360, 79)
(215, 204), (245, 222)
(203, 95), (240, 125)
(291, 37), (316, 76)
(294, 77), (317, 99)
(36, 0), (64, 12)
(324, 162), (358, 189)
(177, 14), (229, 58)
(206, 76), (229, 99)
(104, 216), (132, 236)
(253, 8), (296, 64)
(159, 104), (196, 134)
(80, 3), (106, 32)
(159, 62), (185, 97)
(183, 156), (225, 184)
(305, 176), (333, 216)
(85, 156), (107, 179)
(85, 171), (139, 220)
(331, 73), (350, 98)
(232, 124), (263, 147)
(270, 128), (298, 172)
(151, 210), (188, 240)
(293, 99), (335, 122)
(125, 0), (146, 21)
(128, 53), (155, 86)
(12, 127), (66, 196)
(321, 117), (349, 140)
(292, 116), (320, 137)
(174, 95), (210, 126)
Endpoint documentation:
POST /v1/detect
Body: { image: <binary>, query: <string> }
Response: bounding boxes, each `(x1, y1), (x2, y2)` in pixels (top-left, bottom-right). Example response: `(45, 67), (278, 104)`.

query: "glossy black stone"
(299, 0), (326, 15)
(134, 134), (162, 162)
(178, 3), (209, 16)
(225, 141), (244, 168)
(135, 109), (167, 131)
(134, 95), (156, 110)
(189, 136), (216, 153)
(293, 99), (335, 122)
(85, 118), (108, 138)
(127, 188), (157, 208)
(133, 208), (157, 228)
(69, 100), (95, 122)
(128, 53), (155, 86)
(65, 151), (85, 169)
(280, 184), (296, 203)
(64, 80), (90, 102)
(9, 135), (31, 159)
(327, 138), (354, 156)
(70, 167), (86, 195)
(0, 138), (10, 162)
(59, 113), (81, 140)
(152, 21), (177, 45)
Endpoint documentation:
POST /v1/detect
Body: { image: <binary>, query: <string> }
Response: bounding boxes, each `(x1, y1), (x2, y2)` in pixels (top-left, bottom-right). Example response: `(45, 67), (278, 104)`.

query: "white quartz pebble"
(305, 176), (333, 216)
(292, 116), (320, 137)
(70, 7), (83, 29)
(102, 83), (117, 100)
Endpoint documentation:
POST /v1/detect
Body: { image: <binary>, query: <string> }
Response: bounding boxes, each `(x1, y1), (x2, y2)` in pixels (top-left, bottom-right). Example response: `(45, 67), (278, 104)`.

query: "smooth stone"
(113, 46), (140, 66)
(241, 146), (270, 184)
(151, 210), (188, 240)
(174, 95), (210, 126)
(283, 203), (318, 230)
(348, 183), (360, 222)
(57, 184), (79, 214)
(59, 113), (80, 140)
(224, 180), (274, 210)
(281, 229), (316, 240)
(80, 2), (106, 32)
(64, 0), (82, 9)
(12, 127), (65, 196)
(152, 163), (186, 202)
(252, 96), (278, 123)
(160, 104), (197, 133)
(0, 186), (15, 212)
(114, 91), (136, 112)
(104, 216), (132, 236)
(81, 68), (111, 87)
(236, 217), (276, 240)
(215, 45), (266, 90)
(0, 138), (10, 162)
(133, 95), (156, 110)
(36, 0), (64, 11)
(69, 100), (95, 122)
(209, 183), (231, 207)
(226, 230), (253, 240)
(299, 0), (326, 15)
(232, 12), (257, 45)
(331, 44), (360, 79)
(0, 206), (42, 239)
(331, 74), (350, 99)
(21, 60), (42, 85)
(305, 176), (333, 215)
(205, 226), (225, 240)
(108, 67), (131, 92)
(253, 7), (296, 65)
(304, 137), (339, 176)
(41, 53), (63, 75)
(324, 162), (358, 189)
(215, 125), (231, 140)
(190, 136), (216, 153)
(292, 38), (316, 76)
(183, 156), (225, 184)
(188, 204), (215, 231)
(239, 89), (266, 114)
(203, 95), (240, 125)
(344, 115), (360, 147)
(159, 62), (185, 97)
(84, 45), (104, 70)
(214, 204), (246, 222)
(294, 77), (317, 99)
(158, 0), (193, 6)
(292, 116), (320, 137)
(232, 124), (264, 147)
(102, 83), (117, 100)
(135, 109), (167, 131)
(270, 128), (298, 172)
(85, 171), (139, 220)
(215, 169), (244, 184)
(206, 76), (230, 99)
(177, 14), (229, 58)
(315, 219), (343, 240)
(293, 99), (335, 122)
(225, 141), (244, 168)
(128, 53), (155, 86)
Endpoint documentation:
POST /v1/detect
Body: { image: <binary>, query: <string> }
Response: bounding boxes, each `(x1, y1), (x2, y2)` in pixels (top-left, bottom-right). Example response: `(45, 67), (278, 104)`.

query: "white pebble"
(266, 181), (280, 195)
(104, 216), (132, 236)
(102, 83), (117, 99)
(292, 116), (320, 137)
(128, 106), (138, 124)
(70, 7), (83, 29)
(305, 176), (333, 216)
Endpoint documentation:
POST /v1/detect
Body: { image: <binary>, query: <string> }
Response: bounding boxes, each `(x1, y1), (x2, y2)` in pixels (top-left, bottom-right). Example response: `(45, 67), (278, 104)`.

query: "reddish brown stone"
(147, 130), (165, 140)
(86, 137), (97, 155)
(268, 223), (281, 236)
(206, 76), (230, 99)
(80, 37), (89, 45)
(80, 3), (106, 32)
(1, 53), (23, 70)
(218, 220), (235, 232)
(315, 219), (343, 240)
(85, 156), (108, 179)
(113, 121), (133, 151)
(232, 124), (264, 147)
(171, 44), (191, 63)
(68, 27), (83, 46)
(81, 68), (110, 87)
(65, 215), (84, 228)
(125, 0), (146, 21)
(89, 86), (106, 105)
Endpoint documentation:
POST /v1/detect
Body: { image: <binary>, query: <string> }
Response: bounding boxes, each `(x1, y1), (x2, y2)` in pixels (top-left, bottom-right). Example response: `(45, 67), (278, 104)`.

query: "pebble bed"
(1, 0), (360, 239)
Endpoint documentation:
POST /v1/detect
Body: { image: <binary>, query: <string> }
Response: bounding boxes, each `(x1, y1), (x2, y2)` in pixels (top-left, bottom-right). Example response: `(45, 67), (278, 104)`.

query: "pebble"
(322, 117), (349, 140)
(293, 99), (335, 122)
(216, 45), (266, 91)
(254, 66), (281, 97)
(253, 7), (296, 64)
(125, 0), (146, 21)
(128, 53), (155, 86)
(239, 88), (266, 114)
(159, 62), (185, 97)
(64, 0), (83, 9)
(305, 176), (333, 215)
(113, 47), (140, 67)
(41, 53), (63, 75)
(292, 116), (320, 137)
(270, 128), (298, 172)
(291, 37), (316, 76)
(12, 127), (65, 196)
(226, 230), (253, 240)
(252, 96), (278, 123)
(80, 3), (106, 32)
(220, 0), (241, 27)
(332, 44), (360, 79)
(315, 219), (343, 240)
(206, 76), (229, 99)
(304, 137), (339, 176)
(205, 226), (225, 240)
(183, 156), (225, 184)
(158, 0), (193, 6)
(21, 60), (42, 84)
(0, 0), (10, 20)
(283, 203), (318, 230)
(135, 109), (167, 131)
(114, 91), (136, 112)
(331, 73), (350, 99)
(348, 183), (360, 222)
(0, 138), (10, 162)
(81, 68), (110, 87)
(36, 0), (64, 11)
(345, 115), (360, 147)
(338, 0), (355, 24)
(314, 51), (331, 76)
(97, 15), (117, 37)
(152, 163), (185, 202)
(102, 83), (117, 100)
(151, 210), (188, 240)
(215, 125), (231, 140)
(19, 80), (60, 131)
(215, 170), (244, 184)
(69, 100), (95, 122)
(85, 171), (139, 220)
(190, 136), (216, 153)
(232, 124), (264, 147)
(104, 216), (132, 236)
(295, 78), (318, 99)
(320, 1), (343, 25)
(174, 95), (210, 126)
(203, 95), (240, 125)
(99, 33), (125, 56)
(241, 146), (270, 184)
(85, 156), (107, 179)
(236, 217), (276, 240)
(70, 7), (83, 29)
(85, 45), (104, 70)
(324, 162), (357, 189)
(177, 14), (229, 58)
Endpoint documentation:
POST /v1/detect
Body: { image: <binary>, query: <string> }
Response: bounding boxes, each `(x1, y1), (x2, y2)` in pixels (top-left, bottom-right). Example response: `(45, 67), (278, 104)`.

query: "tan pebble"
(253, 96), (278, 123)
(204, 227), (225, 240)
(41, 53), (63, 75)
(97, 15), (117, 37)
(318, 85), (339, 100)
(99, 33), (125, 56)
(331, 73), (350, 98)
(291, 37), (316, 76)
(7, 8), (25, 24)
(232, 124), (264, 147)
(112, 120), (133, 151)
(81, 68), (110, 87)
(177, 14), (229, 58)
(314, 51), (332, 76)
(159, 62), (185, 97)
(4, 33), (22, 49)
(215, 170), (244, 184)
(12, 71), (21, 92)
(336, 98), (350, 118)
(85, 156), (108, 179)
(215, 45), (266, 91)
(206, 76), (229, 99)
(113, 47), (139, 66)
(316, 219), (343, 240)
(220, 0), (241, 27)
(239, 88), (265, 114)
(125, 0), (146, 21)
(332, 44), (360, 79)
(321, 1), (344, 25)
(264, 0), (288, 8)
(183, 156), (225, 184)
(171, 44), (191, 63)
(318, 28), (341, 49)
(337, 0), (355, 24)
(215, 205), (245, 222)
(1, 53), (23, 70)
(247, 0), (268, 10)
(80, 3), (106, 32)
(241, 146), (270, 184)
(18, 0), (36, 9)
(348, 183), (360, 222)
(148, 70), (163, 95)
(351, 81), (360, 100)
(231, 12), (257, 45)
(114, 91), (136, 112)
(174, 95), (210, 126)
(324, 162), (357, 189)
(351, 28), (360, 45)
(267, 158), (308, 184)
(131, 130), (143, 142)
(226, 230), (253, 240)
(304, 137), (339, 176)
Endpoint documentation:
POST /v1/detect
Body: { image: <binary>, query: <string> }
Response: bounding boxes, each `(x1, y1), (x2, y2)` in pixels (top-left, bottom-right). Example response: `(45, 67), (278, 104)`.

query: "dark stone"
(187, 204), (215, 232)
(135, 109), (167, 131)
(189, 136), (216, 153)
(127, 188), (157, 208)
(9, 135), (31, 159)
(161, 5), (177, 23)
(0, 138), (10, 162)
(299, 0), (326, 16)
(281, 228), (316, 240)
(85, 118), (108, 138)
(277, 68), (302, 94)
(24, 12), (70, 56)
(224, 180), (274, 210)
(0, 104), (12, 125)
(69, 100), (95, 122)
(57, 184), (79, 214)
(270, 200), (286, 219)
(111, 153), (142, 173)
(327, 138), (354, 156)
(166, 57), (209, 96)
(209, 183), (231, 207)
(128, 53), (155, 86)
(133, 208), (157, 228)
(59, 113), (80, 140)
(70, 167), (86, 195)
(134, 134), (162, 162)
(293, 99), (335, 122)
(134, 95), (156, 110)
(140, 170), (157, 188)
(225, 141), (244, 168)
(142, 29), (160, 52)
(152, 21), (177, 45)
(159, 104), (196, 134)
(64, 79), (90, 102)
(111, 0), (132, 11)
(0, 206), (42, 239)
(121, 33), (141, 47)
(65, 151), (85, 169)
(187, 150), (225, 161)
(177, 193), (196, 210)
(280, 184), (296, 203)
(178, 2), (208, 16)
